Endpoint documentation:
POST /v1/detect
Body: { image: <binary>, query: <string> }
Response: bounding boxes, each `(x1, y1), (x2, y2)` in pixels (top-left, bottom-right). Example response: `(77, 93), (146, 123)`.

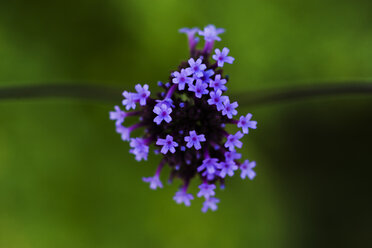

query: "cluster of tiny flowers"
(110, 25), (257, 212)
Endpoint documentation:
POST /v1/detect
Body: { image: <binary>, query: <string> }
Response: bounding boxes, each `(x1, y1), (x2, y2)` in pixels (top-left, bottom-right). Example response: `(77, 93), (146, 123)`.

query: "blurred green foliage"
(0, 0), (371, 247)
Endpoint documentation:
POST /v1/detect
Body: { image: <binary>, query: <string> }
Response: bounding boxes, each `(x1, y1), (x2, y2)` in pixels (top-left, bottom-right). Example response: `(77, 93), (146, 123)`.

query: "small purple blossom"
(188, 79), (209, 98)
(153, 103), (172, 125)
(156, 98), (174, 108)
(197, 183), (216, 198)
(197, 157), (221, 174)
(212, 47), (235, 67)
(134, 84), (150, 106)
(200, 69), (214, 84)
(209, 74), (227, 91)
(186, 57), (206, 78)
(240, 160), (256, 180)
(116, 125), (131, 141)
(208, 90), (229, 111)
(222, 99), (238, 119)
(173, 189), (194, 206)
(122, 91), (136, 110)
(184, 130), (206, 150)
(225, 151), (242, 161)
(129, 138), (149, 161)
(237, 113), (257, 134)
(156, 135), (178, 154)
(199, 25), (225, 42)
(109, 106), (126, 125)
(172, 69), (193, 90)
(225, 131), (244, 151)
(142, 175), (163, 190)
(219, 160), (238, 178)
(179, 27), (200, 50)
(202, 197), (220, 213)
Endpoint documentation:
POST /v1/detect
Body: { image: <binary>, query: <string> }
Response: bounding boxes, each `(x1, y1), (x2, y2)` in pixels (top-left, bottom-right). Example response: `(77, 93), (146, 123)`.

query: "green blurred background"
(0, 0), (371, 247)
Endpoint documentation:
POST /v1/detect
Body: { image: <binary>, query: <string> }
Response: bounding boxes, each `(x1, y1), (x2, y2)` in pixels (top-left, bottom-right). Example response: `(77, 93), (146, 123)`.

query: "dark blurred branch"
(234, 82), (372, 106)
(0, 84), (121, 103)
(0, 82), (372, 106)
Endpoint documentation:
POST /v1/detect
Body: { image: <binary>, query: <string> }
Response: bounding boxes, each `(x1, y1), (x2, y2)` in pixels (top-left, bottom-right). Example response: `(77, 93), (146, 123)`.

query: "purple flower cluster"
(109, 25), (258, 212)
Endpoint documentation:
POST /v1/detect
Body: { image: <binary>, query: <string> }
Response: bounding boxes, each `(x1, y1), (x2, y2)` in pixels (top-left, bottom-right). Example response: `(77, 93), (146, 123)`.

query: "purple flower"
(219, 160), (238, 178)
(197, 158), (221, 174)
(173, 189), (194, 206)
(240, 160), (256, 180)
(115, 125), (131, 141)
(197, 183), (216, 198)
(172, 69), (193, 90)
(202, 170), (218, 181)
(225, 131), (244, 151)
(186, 57), (206, 78)
(237, 113), (257, 134)
(208, 90), (229, 111)
(209, 74), (227, 91)
(109, 105), (126, 125)
(202, 197), (220, 213)
(153, 103), (172, 125)
(134, 84), (150, 106)
(179, 27), (200, 50)
(156, 135), (178, 154)
(129, 138), (149, 161)
(200, 69), (214, 84)
(222, 99), (238, 119)
(225, 151), (242, 161)
(110, 26), (259, 212)
(156, 98), (174, 108)
(184, 130), (206, 150)
(212, 47), (235, 67)
(199, 25), (225, 42)
(122, 91), (136, 110)
(188, 79), (209, 98)
(142, 175), (163, 190)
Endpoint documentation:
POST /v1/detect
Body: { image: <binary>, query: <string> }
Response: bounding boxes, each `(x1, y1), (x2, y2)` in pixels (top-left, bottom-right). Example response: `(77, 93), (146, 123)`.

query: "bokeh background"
(0, 0), (371, 247)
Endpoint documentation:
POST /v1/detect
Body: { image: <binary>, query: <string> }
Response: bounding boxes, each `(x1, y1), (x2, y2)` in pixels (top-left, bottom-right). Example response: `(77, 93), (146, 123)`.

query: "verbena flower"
(109, 25), (258, 212)
(213, 47), (235, 67)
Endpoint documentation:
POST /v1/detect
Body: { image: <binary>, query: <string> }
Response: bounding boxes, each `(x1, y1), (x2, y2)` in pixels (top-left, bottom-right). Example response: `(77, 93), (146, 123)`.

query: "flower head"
(237, 113), (257, 134)
(197, 157), (221, 174)
(122, 91), (136, 110)
(179, 27), (200, 51)
(184, 130), (206, 150)
(129, 138), (149, 161)
(173, 189), (194, 206)
(197, 183), (216, 198)
(200, 69), (214, 84)
(225, 131), (244, 151)
(199, 25), (225, 42)
(202, 197), (220, 213)
(208, 90), (228, 111)
(240, 160), (256, 180)
(186, 57), (206, 78)
(109, 106), (126, 125)
(134, 84), (150, 106)
(188, 79), (209, 98)
(222, 99), (238, 119)
(172, 69), (193, 90)
(210, 74), (227, 92)
(143, 175), (163, 190)
(219, 160), (238, 178)
(109, 25), (258, 212)
(213, 47), (235, 67)
(153, 103), (172, 125)
(156, 135), (178, 154)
